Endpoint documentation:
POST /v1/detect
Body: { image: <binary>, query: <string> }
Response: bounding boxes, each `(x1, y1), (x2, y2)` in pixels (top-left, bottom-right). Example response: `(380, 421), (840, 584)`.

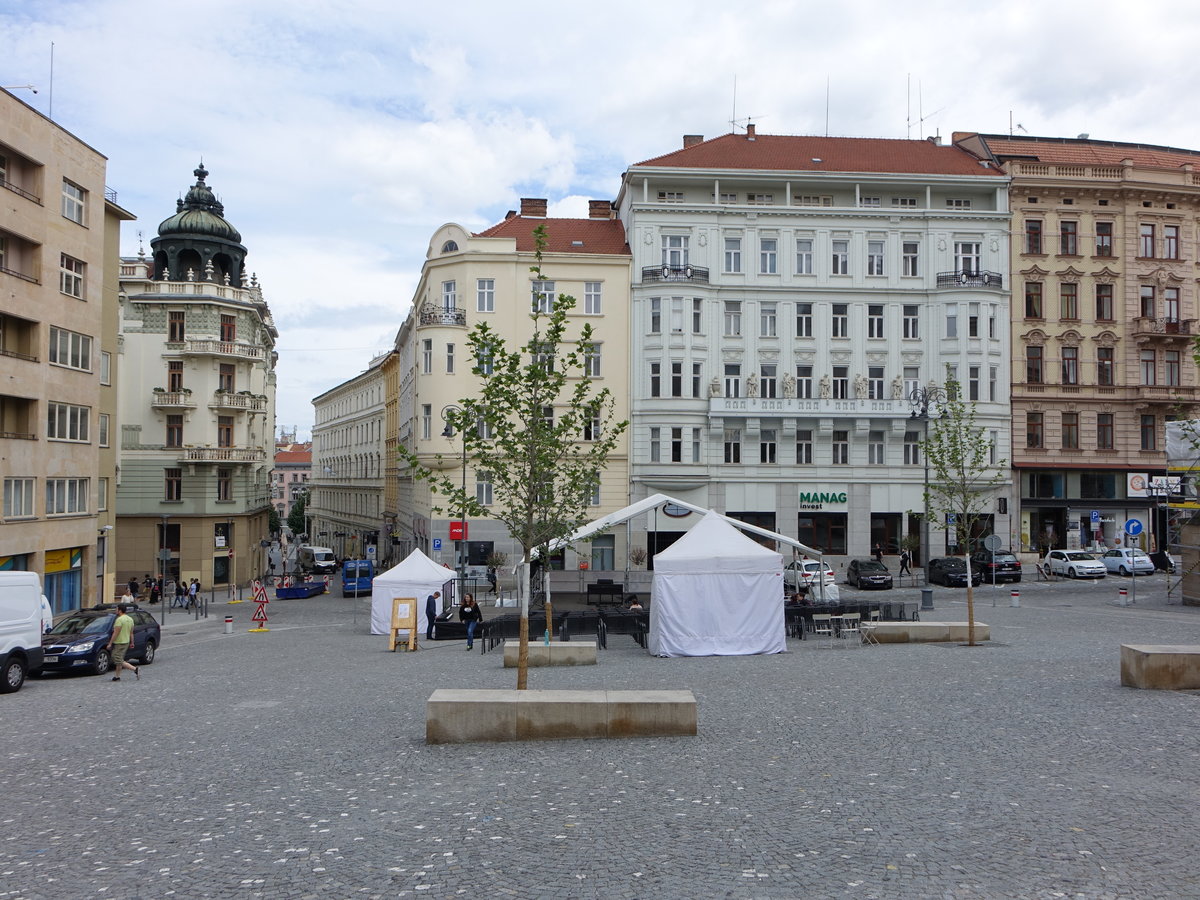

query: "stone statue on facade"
(819, 374), (831, 399)
(854, 373), (868, 399)
(746, 373), (759, 397)
(892, 374), (905, 400)
(709, 377), (721, 398)
(782, 372), (796, 398)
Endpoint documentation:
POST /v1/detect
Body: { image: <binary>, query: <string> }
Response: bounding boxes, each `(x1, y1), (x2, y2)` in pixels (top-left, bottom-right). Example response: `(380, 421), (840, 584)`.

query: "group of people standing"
(124, 574), (202, 608)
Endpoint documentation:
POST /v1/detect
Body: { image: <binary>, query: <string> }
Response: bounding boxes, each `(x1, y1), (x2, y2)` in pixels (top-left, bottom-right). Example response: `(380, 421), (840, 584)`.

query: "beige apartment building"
(0, 88), (134, 611)
(393, 199), (632, 575)
(956, 133), (1200, 553)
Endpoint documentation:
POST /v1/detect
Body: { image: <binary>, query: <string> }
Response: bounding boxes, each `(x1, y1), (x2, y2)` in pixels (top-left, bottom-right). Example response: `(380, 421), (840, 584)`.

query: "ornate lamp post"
(908, 384), (947, 584)
(441, 404), (467, 596)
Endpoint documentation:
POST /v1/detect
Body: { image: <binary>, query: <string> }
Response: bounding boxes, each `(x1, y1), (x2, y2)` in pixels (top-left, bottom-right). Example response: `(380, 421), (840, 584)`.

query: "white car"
(1100, 548), (1155, 576)
(1046, 550), (1107, 579)
(783, 559), (836, 591)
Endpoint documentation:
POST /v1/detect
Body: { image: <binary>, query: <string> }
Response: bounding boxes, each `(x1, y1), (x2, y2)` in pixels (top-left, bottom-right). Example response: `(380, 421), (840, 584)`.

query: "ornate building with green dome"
(115, 164), (278, 591)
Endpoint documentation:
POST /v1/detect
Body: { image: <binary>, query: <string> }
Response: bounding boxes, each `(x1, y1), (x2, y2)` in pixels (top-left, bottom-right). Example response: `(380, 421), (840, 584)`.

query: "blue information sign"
(1090, 510), (1100, 524)
(432, 538), (443, 551)
(1124, 519), (1143, 537)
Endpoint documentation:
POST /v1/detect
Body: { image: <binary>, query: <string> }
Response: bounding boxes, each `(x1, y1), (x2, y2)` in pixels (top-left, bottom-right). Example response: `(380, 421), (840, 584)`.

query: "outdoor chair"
(839, 613), (862, 648)
(810, 613), (835, 649)
(861, 609), (881, 645)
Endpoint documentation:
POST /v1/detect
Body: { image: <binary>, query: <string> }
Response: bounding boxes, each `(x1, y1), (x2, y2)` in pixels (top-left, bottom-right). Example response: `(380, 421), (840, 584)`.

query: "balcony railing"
(0, 347), (38, 363)
(935, 270), (1004, 288)
(0, 177), (41, 205)
(1132, 317), (1194, 338)
(150, 390), (196, 409)
(209, 392), (267, 412)
(176, 338), (264, 359)
(0, 430), (36, 440)
(418, 304), (466, 327)
(641, 264), (710, 284)
(0, 263), (39, 285)
(180, 447), (265, 463)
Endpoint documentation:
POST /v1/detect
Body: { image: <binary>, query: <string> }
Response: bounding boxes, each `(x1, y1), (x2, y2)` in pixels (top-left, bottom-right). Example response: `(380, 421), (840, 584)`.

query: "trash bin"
(921, 588), (934, 611)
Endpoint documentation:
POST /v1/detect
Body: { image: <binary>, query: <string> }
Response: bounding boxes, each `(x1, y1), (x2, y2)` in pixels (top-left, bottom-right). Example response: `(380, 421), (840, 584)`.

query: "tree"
(920, 375), (1008, 646)
(398, 226), (627, 688)
(287, 491), (308, 537)
(268, 507), (281, 536)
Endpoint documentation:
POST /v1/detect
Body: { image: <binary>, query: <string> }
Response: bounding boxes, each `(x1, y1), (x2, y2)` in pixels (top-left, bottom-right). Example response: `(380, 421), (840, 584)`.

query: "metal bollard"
(1118, 587), (1128, 607)
(224, 615), (234, 634)
(921, 587), (934, 610)
(1010, 589), (1020, 607)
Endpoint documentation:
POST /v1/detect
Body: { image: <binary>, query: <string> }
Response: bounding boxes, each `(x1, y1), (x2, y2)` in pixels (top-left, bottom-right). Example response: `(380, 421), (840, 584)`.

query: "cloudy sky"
(6, 0), (1200, 436)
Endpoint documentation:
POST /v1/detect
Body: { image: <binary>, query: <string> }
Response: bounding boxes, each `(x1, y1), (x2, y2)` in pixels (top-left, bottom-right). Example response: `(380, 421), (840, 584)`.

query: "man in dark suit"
(425, 590), (441, 641)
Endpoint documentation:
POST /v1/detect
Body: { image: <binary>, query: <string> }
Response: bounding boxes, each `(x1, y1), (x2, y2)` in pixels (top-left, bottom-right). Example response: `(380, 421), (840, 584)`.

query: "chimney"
(683, 134), (704, 148)
(519, 197), (547, 217)
(588, 199), (613, 219)
(746, 123), (756, 140)
(504, 209), (517, 220)
(926, 135), (942, 146)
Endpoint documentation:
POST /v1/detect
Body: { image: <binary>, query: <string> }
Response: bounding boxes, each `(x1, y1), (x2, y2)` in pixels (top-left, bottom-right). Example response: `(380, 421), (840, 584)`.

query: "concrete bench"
(866, 621), (990, 643)
(502, 640), (597, 668)
(426, 689), (697, 744)
(1120, 644), (1200, 690)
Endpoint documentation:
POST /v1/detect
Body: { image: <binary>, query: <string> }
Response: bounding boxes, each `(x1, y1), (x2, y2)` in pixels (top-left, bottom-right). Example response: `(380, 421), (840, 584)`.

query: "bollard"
(1010, 588), (1020, 608)
(1118, 587), (1128, 607)
(224, 615), (234, 634)
(921, 587), (934, 610)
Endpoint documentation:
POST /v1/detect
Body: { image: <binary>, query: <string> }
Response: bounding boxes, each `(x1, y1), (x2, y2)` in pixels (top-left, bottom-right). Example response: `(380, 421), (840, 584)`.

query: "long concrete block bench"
(502, 640), (597, 668)
(426, 689), (697, 744)
(1120, 644), (1200, 690)
(866, 621), (990, 643)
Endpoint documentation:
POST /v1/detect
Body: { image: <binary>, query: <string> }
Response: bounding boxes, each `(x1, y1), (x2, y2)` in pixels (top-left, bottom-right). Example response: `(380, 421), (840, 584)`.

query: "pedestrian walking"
(459, 593), (483, 650)
(425, 591), (441, 641)
(107, 603), (139, 681)
(150, 578), (161, 605)
(899, 549), (911, 575)
(142, 574), (153, 599)
(175, 580), (187, 608)
(486, 567), (497, 594)
(187, 578), (199, 609)
(874, 543), (884, 564)
(127, 576), (139, 598)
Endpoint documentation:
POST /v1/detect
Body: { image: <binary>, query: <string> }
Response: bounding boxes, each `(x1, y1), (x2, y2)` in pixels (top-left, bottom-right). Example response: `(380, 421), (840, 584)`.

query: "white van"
(0, 571), (50, 693)
(297, 546), (337, 575)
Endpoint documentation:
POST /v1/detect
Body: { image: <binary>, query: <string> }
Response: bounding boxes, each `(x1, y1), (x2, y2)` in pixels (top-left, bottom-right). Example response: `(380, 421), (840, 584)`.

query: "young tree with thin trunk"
(398, 226), (627, 688)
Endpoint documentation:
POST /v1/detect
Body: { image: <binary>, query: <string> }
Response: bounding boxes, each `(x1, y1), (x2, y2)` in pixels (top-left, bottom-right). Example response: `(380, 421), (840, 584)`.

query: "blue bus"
(341, 559), (375, 595)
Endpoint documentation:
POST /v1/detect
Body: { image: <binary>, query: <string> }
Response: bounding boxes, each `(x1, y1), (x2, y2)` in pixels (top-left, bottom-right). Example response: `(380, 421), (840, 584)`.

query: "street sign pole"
(1125, 519), (1143, 605)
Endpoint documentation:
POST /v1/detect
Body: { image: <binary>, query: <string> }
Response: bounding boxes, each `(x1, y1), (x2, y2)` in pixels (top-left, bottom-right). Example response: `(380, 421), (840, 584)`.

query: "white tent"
(370, 549), (452, 636)
(648, 511), (786, 657)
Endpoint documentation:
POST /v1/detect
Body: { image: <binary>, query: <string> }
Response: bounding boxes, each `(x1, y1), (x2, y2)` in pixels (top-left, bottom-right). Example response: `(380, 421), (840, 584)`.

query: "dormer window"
(441, 240), (459, 253)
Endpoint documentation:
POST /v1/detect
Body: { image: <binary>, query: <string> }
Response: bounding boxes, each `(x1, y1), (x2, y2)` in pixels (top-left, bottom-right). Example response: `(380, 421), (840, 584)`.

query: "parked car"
(846, 559), (893, 589)
(783, 559), (836, 591)
(926, 557), (983, 587)
(970, 549), (1023, 584)
(1045, 550), (1107, 579)
(41, 607), (160, 676)
(0, 571), (51, 693)
(1101, 548), (1155, 577)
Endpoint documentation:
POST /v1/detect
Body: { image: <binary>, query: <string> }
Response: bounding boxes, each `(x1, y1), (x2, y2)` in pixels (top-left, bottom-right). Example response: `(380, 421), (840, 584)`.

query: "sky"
(6, 0), (1200, 438)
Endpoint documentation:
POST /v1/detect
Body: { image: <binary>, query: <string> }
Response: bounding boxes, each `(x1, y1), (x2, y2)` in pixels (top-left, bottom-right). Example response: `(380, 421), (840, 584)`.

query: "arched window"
(441, 240), (459, 253)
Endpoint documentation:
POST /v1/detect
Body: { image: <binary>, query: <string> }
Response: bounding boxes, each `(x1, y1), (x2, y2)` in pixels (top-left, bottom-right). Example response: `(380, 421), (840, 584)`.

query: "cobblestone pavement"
(4, 575), (1199, 899)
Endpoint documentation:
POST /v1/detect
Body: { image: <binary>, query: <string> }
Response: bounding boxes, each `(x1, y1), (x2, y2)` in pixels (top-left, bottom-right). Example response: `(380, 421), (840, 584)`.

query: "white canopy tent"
(648, 511), (786, 657)
(370, 549), (452, 636)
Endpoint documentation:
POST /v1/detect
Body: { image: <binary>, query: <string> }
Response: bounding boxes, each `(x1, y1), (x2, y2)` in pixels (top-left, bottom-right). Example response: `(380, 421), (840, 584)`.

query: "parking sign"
(432, 538), (443, 551)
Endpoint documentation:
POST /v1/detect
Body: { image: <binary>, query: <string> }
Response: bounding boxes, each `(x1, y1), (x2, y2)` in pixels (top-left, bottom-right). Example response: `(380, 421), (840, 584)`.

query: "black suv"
(970, 550), (1022, 584)
(846, 559), (893, 589)
(42, 607), (160, 676)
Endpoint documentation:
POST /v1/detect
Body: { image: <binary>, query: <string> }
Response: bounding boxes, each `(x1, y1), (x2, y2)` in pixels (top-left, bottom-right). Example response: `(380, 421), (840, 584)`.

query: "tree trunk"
(965, 556), (977, 646)
(517, 557), (530, 690)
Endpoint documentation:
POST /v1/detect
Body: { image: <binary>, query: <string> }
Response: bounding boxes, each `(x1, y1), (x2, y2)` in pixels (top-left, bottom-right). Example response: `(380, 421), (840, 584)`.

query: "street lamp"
(908, 384), (947, 584)
(441, 404), (468, 597)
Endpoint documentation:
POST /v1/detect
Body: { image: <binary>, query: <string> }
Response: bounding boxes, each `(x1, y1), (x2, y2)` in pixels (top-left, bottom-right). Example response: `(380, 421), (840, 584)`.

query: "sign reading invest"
(798, 491), (848, 510)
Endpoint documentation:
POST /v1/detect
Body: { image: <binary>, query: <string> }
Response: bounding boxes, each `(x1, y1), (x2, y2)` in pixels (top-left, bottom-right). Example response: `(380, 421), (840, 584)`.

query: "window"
(1097, 347), (1114, 385)
(1025, 282), (1043, 318)
(61, 179), (86, 224)
(532, 280), (555, 313)
(831, 304), (848, 338)
(868, 431), (885, 464)
(649, 362), (661, 397)
(166, 414), (183, 448)
(869, 366), (884, 400)
(901, 305), (919, 339)
(657, 191), (684, 203)
(46, 477), (88, 515)
(1141, 414), (1157, 450)
(670, 362), (683, 397)
(421, 404), (431, 440)
(649, 427), (662, 463)
(220, 314), (236, 342)
(796, 303), (813, 337)
(164, 360), (182, 393)
(945, 303), (957, 338)
(1140, 224), (1155, 258)
(1095, 222), (1113, 257)
(1026, 346), (1043, 384)
(217, 468), (232, 502)
(796, 430), (813, 464)
(165, 468), (182, 502)
(724, 364), (740, 398)
(832, 430), (849, 464)
(893, 197), (918, 208)
(904, 432), (920, 465)
(218, 363), (235, 393)
(747, 193), (774, 205)
(1025, 220), (1043, 253)
(723, 300), (741, 336)
(1095, 284), (1114, 321)
(168, 311), (185, 343)
(691, 298), (702, 334)
(476, 473), (493, 506)
(831, 240), (849, 274)
(990, 365), (998, 401)
(541, 405), (554, 428)
(441, 280), (457, 311)
(585, 282), (602, 315)
(759, 237), (777, 274)
(904, 367), (920, 399)
(721, 236), (742, 273)
(446, 343), (455, 374)
(1141, 349), (1157, 385)
(859, 196), (881, 207)
(100, 350), (111, 385)
(988, 305), (997, 339)
(476, 279), (495, 312)
(584, 344), (601, 378)
(3, 477), (34, 518)
(1058, 347), (1078, 385)
(902, 241), (919, 276)
(968, 304), (980, 337)
(796, 365), (812, 399)
(584, 412), (602, 441)
(832, 366), (849, 400)
(947, 198), (972, 210)
(1097, 414), (1114, 449)
(716, 192), (737, 204)
(1059, 221), (1078, 255)
(759, 429), (777, 463)
(796, 239), (813, 274)
(968, 365), (980, 400)
(649, 297), (662, 333)
(796, 195), (833, 207)
(47, 402), (89, 442)
(669, 297), (683, 334)
(723, 428), (741, 463)
(662, 235), (688, 267)
(867, 240), (885, 276)
(476, 413), (493, 440)
(1165, 225), (1180, 259)
(760, 364), (777, 399)
(692, 362), (702, 398)
(1061, 414), (1079, 450)
(1058, 283), (1078, 320)
(760, 302), (777, 337)
(1140, 285), (1155, 318)
(98, 477), (108, 511)
(60, 254), (84, 298)
(48, 327), (92, 371)
(1166, 350), (1181, 386)
(867, 305), (884, 338)
(217, 415), (234, 448)
(1165, 287), (1180, 323)
(954, 241), (981, 274)
(1026, 412), (1044, 449)
(421, 339), (432, 374)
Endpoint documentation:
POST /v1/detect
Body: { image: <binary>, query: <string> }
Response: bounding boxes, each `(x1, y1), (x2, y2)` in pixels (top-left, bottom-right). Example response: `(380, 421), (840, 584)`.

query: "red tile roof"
(974, 134), (1200, 169)
(274, 450), (311, 465)
(632, 132), (1004, 178)
(475, 216), (629, 255)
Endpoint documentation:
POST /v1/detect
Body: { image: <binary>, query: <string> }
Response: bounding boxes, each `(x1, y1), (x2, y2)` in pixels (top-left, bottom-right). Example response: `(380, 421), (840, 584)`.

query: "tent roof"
(375, 548), (452, 583)
(655, 511), (782, 573)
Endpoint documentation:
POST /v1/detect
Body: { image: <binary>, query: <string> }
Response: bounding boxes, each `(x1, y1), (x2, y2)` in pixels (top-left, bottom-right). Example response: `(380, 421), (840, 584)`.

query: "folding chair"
(839, 613), (862, 648)
(810, 613), (835, 649)
(861, 609), (881, 645)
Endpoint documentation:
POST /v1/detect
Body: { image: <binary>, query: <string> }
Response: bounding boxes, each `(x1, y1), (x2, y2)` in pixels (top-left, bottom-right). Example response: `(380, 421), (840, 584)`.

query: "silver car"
(1046, 550), (1107, 579)
(1100, 548), (1155, 576)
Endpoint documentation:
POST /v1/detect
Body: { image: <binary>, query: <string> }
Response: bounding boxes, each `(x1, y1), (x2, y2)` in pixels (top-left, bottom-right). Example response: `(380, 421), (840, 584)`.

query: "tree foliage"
(268, 507), (281, 536)
(287, 491), (308, 537)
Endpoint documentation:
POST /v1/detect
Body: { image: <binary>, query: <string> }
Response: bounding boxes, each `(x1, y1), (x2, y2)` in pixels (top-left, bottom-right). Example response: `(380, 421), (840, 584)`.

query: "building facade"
(116, 164), (278, 589)
(0, 88), (134, 611)
(956, 133), (1200, 553)
(271, 439), (311, 522)
(616, 129), (1014, 567)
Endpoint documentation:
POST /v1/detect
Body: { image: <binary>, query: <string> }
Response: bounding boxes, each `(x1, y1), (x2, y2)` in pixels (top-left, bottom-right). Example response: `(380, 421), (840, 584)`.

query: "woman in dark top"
(459, 593), (483, 650)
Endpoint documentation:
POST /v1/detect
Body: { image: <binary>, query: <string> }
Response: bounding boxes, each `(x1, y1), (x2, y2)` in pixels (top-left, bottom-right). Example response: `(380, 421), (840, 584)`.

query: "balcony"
(208, 392), (267, 412)
(1132, 317), (1194, 343)
(180, 447), (265, 463)
(708, 396), (910, 417)
(935, 270), (1004, 289)
(150, 390), (196, 409)
(0, 394), (36, 440)
(641, 264), (710, 284)
(173, 338), (264, 360)
(418, 304), (466, 327)
(1138, 385), (1200, 406)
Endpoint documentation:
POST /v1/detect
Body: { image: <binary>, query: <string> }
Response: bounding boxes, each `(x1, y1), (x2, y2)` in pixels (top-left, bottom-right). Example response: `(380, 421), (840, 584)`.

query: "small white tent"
(649, 511), (786, 657)
(370, 549), (452, 636)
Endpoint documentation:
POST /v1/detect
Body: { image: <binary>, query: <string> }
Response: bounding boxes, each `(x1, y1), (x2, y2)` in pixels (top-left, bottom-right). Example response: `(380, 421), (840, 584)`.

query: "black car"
(846, 558), (893, 589)
(41, 608), (161, 676)
(926, 557), (983, 587)
(969, 550), (1022, 584)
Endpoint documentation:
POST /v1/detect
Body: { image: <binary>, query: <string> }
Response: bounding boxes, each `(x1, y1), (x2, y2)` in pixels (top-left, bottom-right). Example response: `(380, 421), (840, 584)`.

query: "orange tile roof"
(475, 216), (630, 255)
(274, 450), (311, 465)
(632, 132), (1004, 178)
(975, 134), (1200, 169)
